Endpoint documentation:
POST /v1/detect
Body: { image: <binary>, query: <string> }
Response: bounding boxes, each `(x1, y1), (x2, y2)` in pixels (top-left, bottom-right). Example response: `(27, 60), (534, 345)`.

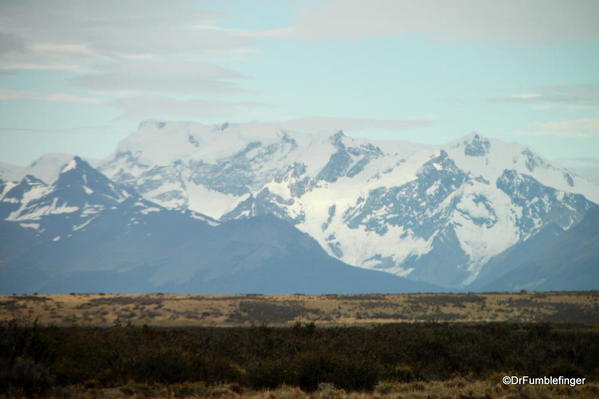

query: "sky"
(1, 0), (599, 170)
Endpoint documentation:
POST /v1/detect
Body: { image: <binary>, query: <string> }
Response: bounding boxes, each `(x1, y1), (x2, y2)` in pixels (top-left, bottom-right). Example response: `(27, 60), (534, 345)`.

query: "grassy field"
(1, 291), (598, 326)
(11, 379), (599, 399)
(2, 292), (598, 398)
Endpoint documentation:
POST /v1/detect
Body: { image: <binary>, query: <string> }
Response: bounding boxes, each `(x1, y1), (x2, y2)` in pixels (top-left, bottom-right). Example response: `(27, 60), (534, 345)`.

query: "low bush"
(1, 320), (598, 394)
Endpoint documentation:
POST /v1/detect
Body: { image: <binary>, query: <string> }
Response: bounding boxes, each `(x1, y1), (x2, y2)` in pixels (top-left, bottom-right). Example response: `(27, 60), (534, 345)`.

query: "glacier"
(2, 121), (598, 290)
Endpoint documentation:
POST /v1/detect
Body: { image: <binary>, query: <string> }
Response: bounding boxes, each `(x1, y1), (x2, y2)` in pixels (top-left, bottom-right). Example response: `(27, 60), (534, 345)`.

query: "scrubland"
(1, 291), (597, 327)
(1, 292), (598, 398)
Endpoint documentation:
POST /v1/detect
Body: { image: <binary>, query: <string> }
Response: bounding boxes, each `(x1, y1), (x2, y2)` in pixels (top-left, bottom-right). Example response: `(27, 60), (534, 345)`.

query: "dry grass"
(15, 379), (599, 399)
(1, 291), (598, 327)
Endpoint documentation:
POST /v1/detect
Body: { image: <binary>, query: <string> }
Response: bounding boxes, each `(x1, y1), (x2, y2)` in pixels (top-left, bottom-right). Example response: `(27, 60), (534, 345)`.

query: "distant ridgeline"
(1, 121), (598, 293)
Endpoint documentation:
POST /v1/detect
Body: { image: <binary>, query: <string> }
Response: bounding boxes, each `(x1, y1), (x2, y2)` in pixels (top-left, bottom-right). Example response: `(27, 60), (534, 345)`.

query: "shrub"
(247, 359), (287, 389)
(486, 371), (511, 386)
(7, 356), (54, 396)
(393, 364), (415, 382)
(119, 382), (156, 397)
(169, 382), (207, 398)
(131, 349), (196, 384)
(545, 359), (585, 378)
(374, 382), (394, 394)
(197, 356), (247, 385)
(1, 321), (598, 393)
(291, 352), (379, 392)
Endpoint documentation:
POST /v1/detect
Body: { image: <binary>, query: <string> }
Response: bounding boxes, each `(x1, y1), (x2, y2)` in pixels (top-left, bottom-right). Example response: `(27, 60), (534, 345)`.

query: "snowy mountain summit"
(0, 151), (438, 294)
(90, 122), (599, 289)
(0, 156), (165, 243)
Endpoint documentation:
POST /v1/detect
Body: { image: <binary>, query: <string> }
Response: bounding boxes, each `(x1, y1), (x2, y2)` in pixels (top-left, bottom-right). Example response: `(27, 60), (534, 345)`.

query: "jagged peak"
(60, 157), (80, 173)
(448, 132), (492, 157)
(215, 122), (229, 131)
(59, 156), (101, 175)
(54, 156), (125, 194)
(330, 130), (346, 147)
(138, 120), (169, 130)
(452, 131), (487, 142)
(37, 156), (137, 208)
(424, 149), (449, 163)
(138, 120), (232, 133)
(20, 174), (46, 185)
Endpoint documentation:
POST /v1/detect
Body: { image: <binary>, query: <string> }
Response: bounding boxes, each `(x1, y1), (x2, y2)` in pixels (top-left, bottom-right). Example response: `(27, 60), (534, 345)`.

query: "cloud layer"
(1, 0), (599, 155)
(281, 117), (435, 134)
(0, 0), (255, 119)
(519, 119), (599, 138)
(112, 96), (264, 120)
(275, 0), (599, 43)
(71, 61), (248, 96)
(489, 85), (599, 108)
(0, 88), (100, 104)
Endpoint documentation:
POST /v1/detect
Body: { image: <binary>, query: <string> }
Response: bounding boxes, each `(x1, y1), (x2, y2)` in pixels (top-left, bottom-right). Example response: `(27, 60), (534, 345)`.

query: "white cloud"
(109, 102), (433, 129)
(280, 116), (434, 133)
(1, 63), (92, 72)
(557, 157), (599, 165)
(489, 85), (599, 108)
(0, 1), (250, 59)
(518, 119), (599, 138)
(71, 60), (249, 96)
(43, 93), (101, 104)
(29, 43), (95, 56)
(112, 96), (265, 121)
(270, 0), (599, 43)
(0, 124), (129, 135)
(0, 88), (24, 100)
(0, 88), (101, 104)
(0, 1), (253, 73)
(0, 1), (256, 118)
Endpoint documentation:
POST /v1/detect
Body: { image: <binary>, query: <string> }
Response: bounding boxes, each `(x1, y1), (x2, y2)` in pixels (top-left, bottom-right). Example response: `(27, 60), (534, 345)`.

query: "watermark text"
(502, 376), (586, 387)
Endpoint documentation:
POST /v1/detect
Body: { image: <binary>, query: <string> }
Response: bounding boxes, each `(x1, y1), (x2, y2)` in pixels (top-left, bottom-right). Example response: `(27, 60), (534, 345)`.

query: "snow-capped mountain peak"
(24, 152), (76, 184)
(449, 132), (491, 157)
(2, 156), (138, 223)
(97, 123), (599, 288)
(4, 121), (598, 290)
(53, 156), (133, 203)
(0, 174), (47, 215)
(444, 133), (599, 203)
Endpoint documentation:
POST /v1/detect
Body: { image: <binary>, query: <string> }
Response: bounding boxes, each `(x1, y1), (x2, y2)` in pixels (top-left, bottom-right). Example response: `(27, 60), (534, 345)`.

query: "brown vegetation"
(1, 291), (597, 327)
(1, 320), (598, 397)
(3, 379), (598, 399)
(2, 292), (597, 397)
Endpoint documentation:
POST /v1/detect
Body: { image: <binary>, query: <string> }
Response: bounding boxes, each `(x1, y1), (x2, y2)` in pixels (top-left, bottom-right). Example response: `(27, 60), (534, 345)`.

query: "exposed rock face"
(3, 122), (598, 290)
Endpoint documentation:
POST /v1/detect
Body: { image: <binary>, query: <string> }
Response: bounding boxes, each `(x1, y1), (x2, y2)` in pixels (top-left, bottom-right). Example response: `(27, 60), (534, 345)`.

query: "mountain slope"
(0, 153), (85, 185)
(0, 212), (441, 295)
(165, 216), (442, 294)
(95, 122), (599, 289)
(0, 159), (440, 294)
(474, 206), (599, 291)
(471, 223), (564, 289)
(22, 153), (76, 184)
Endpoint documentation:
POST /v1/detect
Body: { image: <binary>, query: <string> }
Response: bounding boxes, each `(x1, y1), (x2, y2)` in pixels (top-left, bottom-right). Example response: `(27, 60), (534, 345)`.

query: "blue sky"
(1, 0), (599, 167)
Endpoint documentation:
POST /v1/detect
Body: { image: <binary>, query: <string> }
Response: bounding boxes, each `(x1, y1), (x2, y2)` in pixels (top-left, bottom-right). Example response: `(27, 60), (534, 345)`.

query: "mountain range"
(1, 121), (597, 293)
